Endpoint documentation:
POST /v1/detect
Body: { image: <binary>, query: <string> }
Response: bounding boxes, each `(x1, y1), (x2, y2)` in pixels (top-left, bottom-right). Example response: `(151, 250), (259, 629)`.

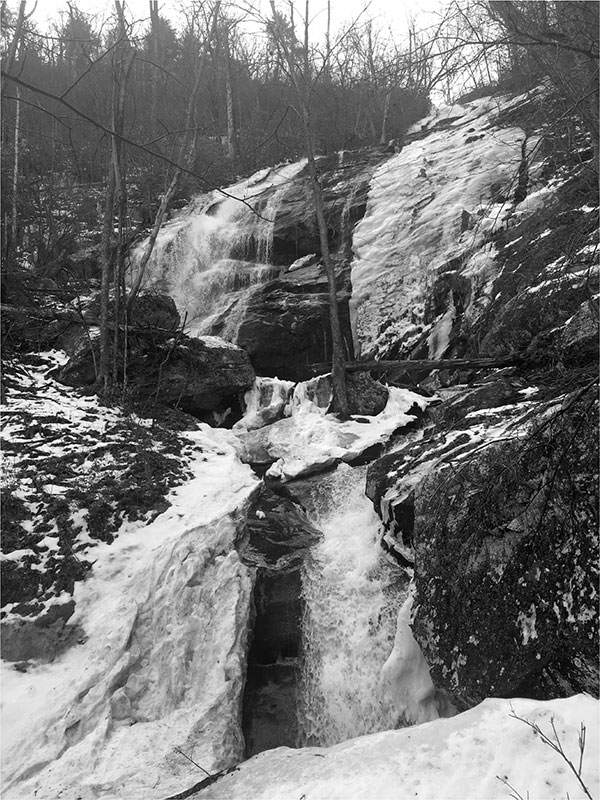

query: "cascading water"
(296, 462), (410, 747)
(131, 160), (306, 335)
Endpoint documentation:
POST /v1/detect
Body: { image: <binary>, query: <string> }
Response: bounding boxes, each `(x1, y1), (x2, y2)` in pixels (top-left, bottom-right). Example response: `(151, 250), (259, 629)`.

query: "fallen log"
(308, 356), (522, 376)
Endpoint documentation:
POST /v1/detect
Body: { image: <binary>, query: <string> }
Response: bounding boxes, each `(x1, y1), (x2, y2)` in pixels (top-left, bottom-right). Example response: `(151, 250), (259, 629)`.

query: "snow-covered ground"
(0, 362), (433, 799)
(1, 356), (261, 798)
(200, 694), (599, 800)
(3, 363), (598, 800)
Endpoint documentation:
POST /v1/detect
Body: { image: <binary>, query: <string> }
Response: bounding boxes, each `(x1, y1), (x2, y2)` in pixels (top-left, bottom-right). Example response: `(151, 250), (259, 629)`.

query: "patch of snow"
(517, 603), (538, 645)
(198, 335), (240, 350)
(288, 253), (317, 271)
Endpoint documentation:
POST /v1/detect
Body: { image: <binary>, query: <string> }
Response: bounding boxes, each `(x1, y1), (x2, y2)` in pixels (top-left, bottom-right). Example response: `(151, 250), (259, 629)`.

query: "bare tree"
(99, 0), (136, 392)
(127, 0), (222, 308)
(268, 0), (349, 416)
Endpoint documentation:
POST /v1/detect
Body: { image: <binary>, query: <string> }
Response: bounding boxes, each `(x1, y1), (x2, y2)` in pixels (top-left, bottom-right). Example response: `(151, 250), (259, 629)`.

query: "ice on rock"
(2, 429), (259, 800)
(351, 93), (527, 357)
(379, 587), (448, 725)
(237, 385), (430, 483)
(234, 376), (295, 432)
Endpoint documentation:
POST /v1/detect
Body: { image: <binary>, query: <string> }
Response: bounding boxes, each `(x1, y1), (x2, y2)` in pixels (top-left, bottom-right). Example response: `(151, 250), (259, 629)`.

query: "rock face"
(237, 489), (320, 755)
(366, 372), (530, 566)
(209, 262), (354, 381)
(350, 90), (599, 371)
(367, 380), (599, 710)
(268, 149), (391, 264)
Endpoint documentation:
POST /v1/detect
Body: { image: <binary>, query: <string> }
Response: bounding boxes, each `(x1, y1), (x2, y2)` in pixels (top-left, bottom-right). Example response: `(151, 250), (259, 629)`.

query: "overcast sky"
(27, 0), (446, 41)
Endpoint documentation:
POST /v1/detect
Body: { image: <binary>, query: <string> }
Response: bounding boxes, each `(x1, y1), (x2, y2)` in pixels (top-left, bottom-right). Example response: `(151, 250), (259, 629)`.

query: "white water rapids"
(295, 463), (411, 746)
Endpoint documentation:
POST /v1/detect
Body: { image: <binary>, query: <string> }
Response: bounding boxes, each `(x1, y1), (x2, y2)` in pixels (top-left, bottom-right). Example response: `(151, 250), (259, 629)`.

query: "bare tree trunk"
(1, 0), (26, 97)
(149, 0), (159, 141)
(325, 0), (331, 79)
(224, 31), (238, 163)
(380, 88), (391, 145)
(99, 1), (135, 393)
(269, 0), (348, 417)
(11, 85), (20, 252)
(99, 164), (117, 392)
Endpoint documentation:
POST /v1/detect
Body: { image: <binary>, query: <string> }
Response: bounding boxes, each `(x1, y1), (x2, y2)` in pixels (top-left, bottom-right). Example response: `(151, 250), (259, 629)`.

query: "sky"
(26, 0), (446, 42)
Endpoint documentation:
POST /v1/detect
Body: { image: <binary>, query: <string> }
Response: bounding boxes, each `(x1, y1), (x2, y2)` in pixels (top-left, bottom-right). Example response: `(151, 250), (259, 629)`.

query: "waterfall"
(296, 463), (410, 746)
(131, 160), (306, 335)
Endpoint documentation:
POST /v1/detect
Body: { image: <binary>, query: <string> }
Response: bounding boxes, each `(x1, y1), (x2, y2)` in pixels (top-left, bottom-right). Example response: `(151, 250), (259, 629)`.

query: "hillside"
(1, 84), (598, 799)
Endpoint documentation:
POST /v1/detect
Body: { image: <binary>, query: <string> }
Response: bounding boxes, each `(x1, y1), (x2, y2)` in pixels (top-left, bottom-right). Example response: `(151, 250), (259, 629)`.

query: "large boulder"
(55, 328), (255, 417)
(410, 386), (598, 710)
(126, 336), (255, 415)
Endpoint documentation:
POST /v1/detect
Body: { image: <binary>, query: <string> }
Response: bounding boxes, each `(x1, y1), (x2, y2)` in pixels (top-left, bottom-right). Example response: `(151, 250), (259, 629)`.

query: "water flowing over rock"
(134, 151), (389, 379)
(289, 464), (433, 747)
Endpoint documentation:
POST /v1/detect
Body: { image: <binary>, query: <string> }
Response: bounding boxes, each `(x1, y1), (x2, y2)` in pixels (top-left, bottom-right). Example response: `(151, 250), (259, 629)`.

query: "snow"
(2, 422), (260, 799)
(379, 588), (448, 725)
(199, 695), (599, 800)
(199, 334), (240, 350)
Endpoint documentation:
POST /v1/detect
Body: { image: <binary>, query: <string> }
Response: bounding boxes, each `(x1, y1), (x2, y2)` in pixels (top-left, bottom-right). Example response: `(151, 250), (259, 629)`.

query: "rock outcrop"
(208, 262), (354, 381)
(367, 378), (599, 710)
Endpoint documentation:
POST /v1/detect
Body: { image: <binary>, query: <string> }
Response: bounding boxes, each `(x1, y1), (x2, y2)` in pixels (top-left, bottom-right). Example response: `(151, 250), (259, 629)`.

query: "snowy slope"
(2, 413), (260, 799)
(200, 695), (599, 800)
